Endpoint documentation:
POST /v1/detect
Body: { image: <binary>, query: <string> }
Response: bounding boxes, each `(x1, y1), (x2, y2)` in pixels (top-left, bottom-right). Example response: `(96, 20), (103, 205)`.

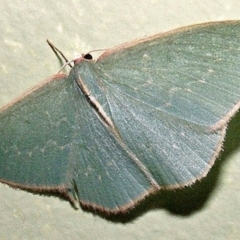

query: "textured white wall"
(0, 1), (240, 239)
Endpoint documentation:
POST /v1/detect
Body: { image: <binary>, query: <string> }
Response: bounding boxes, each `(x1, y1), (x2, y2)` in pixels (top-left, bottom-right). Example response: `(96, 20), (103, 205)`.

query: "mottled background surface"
(0, 1), (240, 239)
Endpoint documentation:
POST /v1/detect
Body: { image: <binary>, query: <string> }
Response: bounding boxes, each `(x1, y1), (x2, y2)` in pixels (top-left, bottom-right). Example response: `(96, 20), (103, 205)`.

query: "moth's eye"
(83, 53), (93, 60)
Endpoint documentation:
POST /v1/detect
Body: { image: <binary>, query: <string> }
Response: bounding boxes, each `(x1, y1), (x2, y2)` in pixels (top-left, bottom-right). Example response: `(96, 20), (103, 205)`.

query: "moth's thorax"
(71, 56), (113, 127)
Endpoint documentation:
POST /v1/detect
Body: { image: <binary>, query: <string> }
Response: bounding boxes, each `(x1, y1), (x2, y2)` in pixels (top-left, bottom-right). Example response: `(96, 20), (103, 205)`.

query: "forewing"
(94, 21), (240, 186)
(0, 75), (74, 188)
(0, 72), (153, 212)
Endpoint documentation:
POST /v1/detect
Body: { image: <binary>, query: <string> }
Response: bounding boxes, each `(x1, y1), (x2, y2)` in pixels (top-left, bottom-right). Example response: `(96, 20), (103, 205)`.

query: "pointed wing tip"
(212, 99), (240, 132)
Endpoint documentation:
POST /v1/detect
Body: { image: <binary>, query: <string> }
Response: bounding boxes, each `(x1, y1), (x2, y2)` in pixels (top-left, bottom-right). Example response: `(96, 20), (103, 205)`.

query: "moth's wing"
(65, 72), (153, 212)
(0, 73), (152, 212)
(0, 74), (75, 189)
(94, 21), (240, 186)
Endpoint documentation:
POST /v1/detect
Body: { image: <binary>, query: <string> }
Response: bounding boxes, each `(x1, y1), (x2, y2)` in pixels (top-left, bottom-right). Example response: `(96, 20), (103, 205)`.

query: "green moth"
(0, 21), (240, 214)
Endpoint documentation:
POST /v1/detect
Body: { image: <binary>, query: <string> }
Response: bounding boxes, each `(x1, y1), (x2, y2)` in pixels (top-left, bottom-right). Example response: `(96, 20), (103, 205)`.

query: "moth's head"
(74, 53), (93, 65)
(82, 53), (93, 60)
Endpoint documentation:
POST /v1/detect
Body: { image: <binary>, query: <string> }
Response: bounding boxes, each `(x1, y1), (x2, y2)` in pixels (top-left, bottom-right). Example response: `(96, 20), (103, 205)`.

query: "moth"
(0, 21), (240, 213)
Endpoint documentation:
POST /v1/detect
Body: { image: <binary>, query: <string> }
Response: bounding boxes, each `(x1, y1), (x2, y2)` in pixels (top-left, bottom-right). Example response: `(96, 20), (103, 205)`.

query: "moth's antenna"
(57, 59), (75, 73)
(47, 39), (73, 68)
(87, 49), (107, 55)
